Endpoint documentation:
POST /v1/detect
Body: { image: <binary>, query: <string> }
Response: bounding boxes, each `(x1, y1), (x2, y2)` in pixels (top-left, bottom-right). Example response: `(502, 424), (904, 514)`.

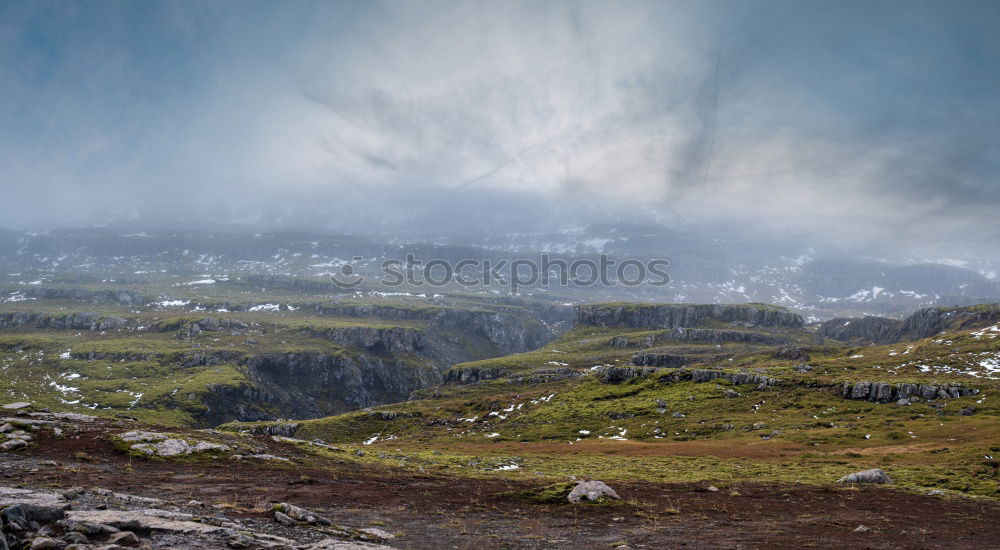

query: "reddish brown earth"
(5, 422), (1000, 549)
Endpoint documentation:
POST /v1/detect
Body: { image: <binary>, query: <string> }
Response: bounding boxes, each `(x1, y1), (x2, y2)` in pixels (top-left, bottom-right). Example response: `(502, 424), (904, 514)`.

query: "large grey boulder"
(153, 439), (192, 457)
(567, 481), (620, 503)
(837, 468), (892, 484)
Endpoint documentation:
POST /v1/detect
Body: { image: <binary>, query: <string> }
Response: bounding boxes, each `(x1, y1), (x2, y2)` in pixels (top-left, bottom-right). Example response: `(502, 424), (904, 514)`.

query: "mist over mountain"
(1, 0), (998, 260)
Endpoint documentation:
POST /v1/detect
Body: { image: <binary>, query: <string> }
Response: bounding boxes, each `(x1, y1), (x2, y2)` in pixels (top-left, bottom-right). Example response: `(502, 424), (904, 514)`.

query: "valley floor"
(3, 414), (999, 549)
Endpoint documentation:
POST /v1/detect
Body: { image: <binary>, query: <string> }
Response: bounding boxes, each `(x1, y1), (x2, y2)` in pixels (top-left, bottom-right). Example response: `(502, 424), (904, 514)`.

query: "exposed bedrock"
(241, 352), (442, 419)
(839, 380), (978, 403)
(610, 327), (787, 348)
(817, 304), (1000, 344)
(577, 303), (803, 329)
(0, 311), (131, 331)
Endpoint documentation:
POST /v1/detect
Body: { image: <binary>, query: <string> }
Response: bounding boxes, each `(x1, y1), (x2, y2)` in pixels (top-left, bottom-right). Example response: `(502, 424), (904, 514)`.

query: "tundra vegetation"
(2, 270), (999, 547)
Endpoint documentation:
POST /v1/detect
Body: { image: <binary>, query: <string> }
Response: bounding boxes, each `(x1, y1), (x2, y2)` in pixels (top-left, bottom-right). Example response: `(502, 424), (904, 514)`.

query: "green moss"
(503, 481), (578, 504)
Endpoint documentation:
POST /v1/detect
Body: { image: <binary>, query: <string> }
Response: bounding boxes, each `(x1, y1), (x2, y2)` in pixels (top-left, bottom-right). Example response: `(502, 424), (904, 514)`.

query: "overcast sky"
(0, 0), (997, 258)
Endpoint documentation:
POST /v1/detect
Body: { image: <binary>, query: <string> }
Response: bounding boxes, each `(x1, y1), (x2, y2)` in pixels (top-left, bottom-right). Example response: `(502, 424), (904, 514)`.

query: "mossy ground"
(228, 317), (1000, 499)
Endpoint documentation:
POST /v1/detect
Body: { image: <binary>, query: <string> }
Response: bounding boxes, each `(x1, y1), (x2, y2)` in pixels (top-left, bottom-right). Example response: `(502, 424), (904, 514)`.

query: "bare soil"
(4, 422), (999, 549)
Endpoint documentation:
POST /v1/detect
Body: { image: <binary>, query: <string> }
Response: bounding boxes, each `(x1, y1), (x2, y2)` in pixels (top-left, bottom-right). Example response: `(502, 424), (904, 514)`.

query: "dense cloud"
(0, 0), (997, 258)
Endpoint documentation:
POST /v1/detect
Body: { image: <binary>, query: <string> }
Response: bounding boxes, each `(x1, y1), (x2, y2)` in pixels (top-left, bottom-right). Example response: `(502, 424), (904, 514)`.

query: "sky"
(0, 0), (998, 258)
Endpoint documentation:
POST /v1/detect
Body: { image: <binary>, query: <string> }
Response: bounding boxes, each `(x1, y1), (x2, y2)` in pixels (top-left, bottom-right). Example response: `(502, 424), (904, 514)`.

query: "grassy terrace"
(446, 319), (819, 378)
(225, 320), (1000, 499)
(0, 305), (432, 425)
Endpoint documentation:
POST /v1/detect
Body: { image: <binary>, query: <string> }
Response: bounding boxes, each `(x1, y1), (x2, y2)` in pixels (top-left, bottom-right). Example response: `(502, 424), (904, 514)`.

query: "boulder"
(837, 468), (892, 484)
(192, 441), (230, 453)
(28, 538), (62, 550)
(107, 531), (141, 546)
(0, 439), (27, 451)
(272, 503), (332, 526)
(154, 439), (192, 457)
(567, 481), (620, 503)
(273, 511), (295, 527)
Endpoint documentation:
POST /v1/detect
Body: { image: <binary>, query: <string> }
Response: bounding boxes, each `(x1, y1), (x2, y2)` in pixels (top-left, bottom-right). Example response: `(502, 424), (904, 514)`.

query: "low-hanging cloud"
(0, 0), (997, 258)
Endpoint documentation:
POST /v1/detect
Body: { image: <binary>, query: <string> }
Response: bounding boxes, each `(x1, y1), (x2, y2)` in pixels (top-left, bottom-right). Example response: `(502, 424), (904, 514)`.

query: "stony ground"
(2, 407), (999, 549)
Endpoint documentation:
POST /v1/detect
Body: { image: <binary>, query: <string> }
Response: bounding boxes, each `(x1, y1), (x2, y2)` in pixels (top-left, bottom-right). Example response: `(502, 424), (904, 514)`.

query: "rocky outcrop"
(818, 305), (1000, 344)
(680, 369), (782, 387)
(237, 422), (300, 437)
(18, 287), (145, 305)
(611, 327), (786, 348)
(816, 316), (903, 344)
(183, 317), (249, 335)
(242, 352), (441, 419)
(307, 326), (427, 353)
(509, 368), (584, 384)
(839, 381), (977, 403)
(630, 352), (691, 368)
(315, 304), (555, 355)
(594, 366), (661, 383)
(576, 303), (803, 329)
(0, 311), (134, 331)
(594, 366), (781, 387)
(897, 305), (1000, 341)
(0, 484), (395, 549)
(444, 365), (511, 384)
(772, 346), (810, 361)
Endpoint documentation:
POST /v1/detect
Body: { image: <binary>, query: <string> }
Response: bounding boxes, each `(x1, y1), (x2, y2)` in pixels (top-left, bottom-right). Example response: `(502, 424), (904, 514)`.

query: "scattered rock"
(117, 431), (169, 443)
(958, 407), (976, 416)
(2, 402), (32, 410)
(232, 453), (290, 463)
(192, 441), (230, 453)
(567, 481), (620, 503)
(853, 525), (870, 532)
(29, 538), (62, 550)
(774, 347), (810, 361)
(107, 531), (141, 547)
(273, 503), (333, 526)
(63, 533), (89, 544)
(837, 468), (892, 484)
(705, 485), (719, 492)
(306, 539), (391, 549)
(274, 510), (296, 527)
(723, 390), (740, 399)
(359, 527), (395, 541)
(1, 439), (28, 451)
